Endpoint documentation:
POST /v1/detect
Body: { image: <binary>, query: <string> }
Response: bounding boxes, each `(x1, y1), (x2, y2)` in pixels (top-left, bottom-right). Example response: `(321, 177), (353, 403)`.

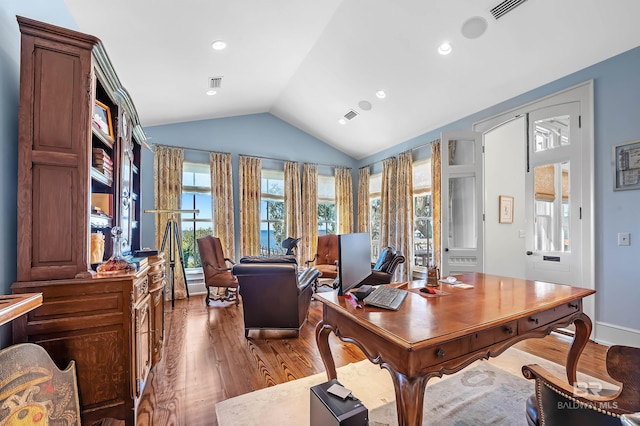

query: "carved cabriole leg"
(385, 366), (431, 426)
(566, 312), (593, 384)
(315, 321), (338, 380)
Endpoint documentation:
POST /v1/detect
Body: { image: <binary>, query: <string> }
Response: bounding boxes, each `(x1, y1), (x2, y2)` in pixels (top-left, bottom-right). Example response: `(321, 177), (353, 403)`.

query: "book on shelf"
(133, 249), (159, 258)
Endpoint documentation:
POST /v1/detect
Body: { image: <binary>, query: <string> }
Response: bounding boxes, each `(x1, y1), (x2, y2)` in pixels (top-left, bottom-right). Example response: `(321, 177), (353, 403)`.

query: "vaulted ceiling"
(64, 0), (640, 159)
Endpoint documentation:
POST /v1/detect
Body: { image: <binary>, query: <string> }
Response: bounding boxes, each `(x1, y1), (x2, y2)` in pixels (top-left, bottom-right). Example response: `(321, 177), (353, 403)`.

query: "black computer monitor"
(336, 232), (372, 295)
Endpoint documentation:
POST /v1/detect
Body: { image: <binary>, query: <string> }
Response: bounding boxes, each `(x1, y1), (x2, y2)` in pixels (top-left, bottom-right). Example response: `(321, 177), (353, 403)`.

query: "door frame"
(473, 81), (595, 329)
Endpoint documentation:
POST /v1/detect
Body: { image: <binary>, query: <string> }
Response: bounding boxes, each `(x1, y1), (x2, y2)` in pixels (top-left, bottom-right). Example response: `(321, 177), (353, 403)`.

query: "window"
(413, 159), (432, 266)
(317, 175), (336, 235)
(261, 169), (285, 255)
(181, 162), (213, 268)
(369, 173), (381, 260)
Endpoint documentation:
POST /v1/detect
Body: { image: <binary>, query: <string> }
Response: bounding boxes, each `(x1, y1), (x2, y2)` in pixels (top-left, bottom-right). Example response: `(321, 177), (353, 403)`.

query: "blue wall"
(141, 113), (358, 257)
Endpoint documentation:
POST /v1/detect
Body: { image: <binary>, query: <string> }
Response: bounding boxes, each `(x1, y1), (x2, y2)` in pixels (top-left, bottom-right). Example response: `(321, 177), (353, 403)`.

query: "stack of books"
(92, 148), (113, 180)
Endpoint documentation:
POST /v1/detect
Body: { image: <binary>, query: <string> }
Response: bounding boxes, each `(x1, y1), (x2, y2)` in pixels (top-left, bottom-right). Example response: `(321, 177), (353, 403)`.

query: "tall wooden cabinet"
(11, 17), (164, 425)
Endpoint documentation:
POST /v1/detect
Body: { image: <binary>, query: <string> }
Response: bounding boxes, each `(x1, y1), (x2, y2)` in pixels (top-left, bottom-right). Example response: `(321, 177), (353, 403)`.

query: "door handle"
(444, 248), (449, 252)
(526, 251), (533, 255)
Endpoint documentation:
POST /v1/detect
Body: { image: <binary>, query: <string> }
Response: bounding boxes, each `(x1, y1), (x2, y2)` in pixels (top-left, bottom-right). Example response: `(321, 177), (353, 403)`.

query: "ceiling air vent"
(490, 0), (529, 19)
(344, 109), (359, 121)
(209, 76), (223, 89)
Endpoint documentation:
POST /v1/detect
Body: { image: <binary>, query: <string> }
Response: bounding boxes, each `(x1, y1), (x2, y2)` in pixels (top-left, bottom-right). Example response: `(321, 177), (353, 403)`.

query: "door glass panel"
(533, 161), (570, 252)
(448, 139), (475, 165)
(448, 176), (476, 249)
(534, 115), (570, 152)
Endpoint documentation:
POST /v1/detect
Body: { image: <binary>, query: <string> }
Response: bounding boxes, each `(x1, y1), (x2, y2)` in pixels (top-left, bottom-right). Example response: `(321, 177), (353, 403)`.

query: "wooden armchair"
(0, 343), (122, 425)
(522, 345), (640, 426)
(305, 234), (338, 279)
(197, 235), (239, 306)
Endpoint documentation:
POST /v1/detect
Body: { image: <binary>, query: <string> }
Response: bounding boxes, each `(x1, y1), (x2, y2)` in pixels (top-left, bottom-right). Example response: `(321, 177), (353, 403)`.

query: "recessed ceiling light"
(211, 40), (226, 50)
(438, 42), (452, 55)
(375, 90), (386, 99)
(206, 89), (217, 96)
(338, 118), (347, 125)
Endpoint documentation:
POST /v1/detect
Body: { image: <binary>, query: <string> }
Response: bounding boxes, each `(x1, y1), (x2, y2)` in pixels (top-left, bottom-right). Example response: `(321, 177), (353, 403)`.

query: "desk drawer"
(470, 320), (518, 351)
(518, 301), (581, 333)
(421, 337), (471, 367)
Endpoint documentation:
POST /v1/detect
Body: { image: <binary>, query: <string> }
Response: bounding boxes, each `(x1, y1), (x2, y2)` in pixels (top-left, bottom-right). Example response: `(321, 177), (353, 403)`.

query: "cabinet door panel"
(134, 293), (152, 397)
(17, 28), (92, 281)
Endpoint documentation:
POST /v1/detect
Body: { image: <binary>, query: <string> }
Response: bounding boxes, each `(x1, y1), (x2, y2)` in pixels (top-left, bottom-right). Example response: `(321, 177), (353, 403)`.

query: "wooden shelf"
(91, 167), (113, 186)
(0, 293), (42, 326)
(92, 123), (114, 148)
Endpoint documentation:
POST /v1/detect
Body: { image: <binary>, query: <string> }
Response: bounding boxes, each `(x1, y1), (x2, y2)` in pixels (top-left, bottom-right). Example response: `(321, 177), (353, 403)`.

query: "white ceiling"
(63, 0), (640, 160)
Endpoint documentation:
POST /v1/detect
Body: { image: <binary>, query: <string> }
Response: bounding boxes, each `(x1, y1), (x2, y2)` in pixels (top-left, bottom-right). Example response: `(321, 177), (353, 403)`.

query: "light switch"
(618, 232), (630, 246)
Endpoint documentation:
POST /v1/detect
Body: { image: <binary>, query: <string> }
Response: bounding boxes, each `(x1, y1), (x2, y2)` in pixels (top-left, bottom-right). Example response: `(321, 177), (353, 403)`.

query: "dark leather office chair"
(231, 263), (319, 338)
(197, 235), (239, 306)
(359, 246), (406, 285)
(522, 345), (640, 426)
(305, 234), (338, 279)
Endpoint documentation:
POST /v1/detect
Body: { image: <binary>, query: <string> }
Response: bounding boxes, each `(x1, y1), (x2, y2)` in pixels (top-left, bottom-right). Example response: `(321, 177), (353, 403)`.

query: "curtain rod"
(152, 143), (230, 155)
(359, 138), (438, 170)
(238, 154), (348, 170)
(153, 143), (351, 169)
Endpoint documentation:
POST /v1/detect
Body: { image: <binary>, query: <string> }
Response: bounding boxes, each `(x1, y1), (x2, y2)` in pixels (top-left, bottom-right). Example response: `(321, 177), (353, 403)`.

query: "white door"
(525, 103), (582, 286)
(440, 131), (483, 275)
(474, 82), (595, 330)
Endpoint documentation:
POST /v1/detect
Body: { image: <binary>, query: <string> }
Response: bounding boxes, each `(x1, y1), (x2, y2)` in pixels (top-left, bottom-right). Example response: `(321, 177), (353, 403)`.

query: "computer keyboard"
(363, 285), (408, 310)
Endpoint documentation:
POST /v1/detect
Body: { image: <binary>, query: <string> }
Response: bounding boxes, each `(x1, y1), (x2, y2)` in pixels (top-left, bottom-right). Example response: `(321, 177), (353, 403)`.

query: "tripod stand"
(145, 209), (199, 308)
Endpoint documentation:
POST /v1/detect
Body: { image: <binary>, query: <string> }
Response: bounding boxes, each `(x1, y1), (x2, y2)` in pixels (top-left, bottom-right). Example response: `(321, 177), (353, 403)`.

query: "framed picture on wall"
(499, 195), (514, 224)
(93, 100), (114, 141)
(613, 139), (640, 191)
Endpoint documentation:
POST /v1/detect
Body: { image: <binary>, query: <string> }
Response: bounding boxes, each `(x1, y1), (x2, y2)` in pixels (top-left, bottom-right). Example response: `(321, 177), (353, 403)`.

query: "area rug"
(215, 348), (612, 426)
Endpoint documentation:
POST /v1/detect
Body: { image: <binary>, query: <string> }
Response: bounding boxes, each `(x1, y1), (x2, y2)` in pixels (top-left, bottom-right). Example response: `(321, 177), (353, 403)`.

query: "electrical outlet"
(618, 232), (630, 246)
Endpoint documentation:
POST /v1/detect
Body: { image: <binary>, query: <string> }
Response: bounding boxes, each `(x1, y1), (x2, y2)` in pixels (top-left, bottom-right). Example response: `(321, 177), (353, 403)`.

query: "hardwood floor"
(136, 294), (610, 426)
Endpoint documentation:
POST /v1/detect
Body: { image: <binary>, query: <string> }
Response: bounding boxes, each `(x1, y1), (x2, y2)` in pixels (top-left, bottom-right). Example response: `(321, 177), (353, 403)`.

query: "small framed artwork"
(93, 100), (114, 140)
(499, 195), (514, 224)
(613, 139), (640, 191)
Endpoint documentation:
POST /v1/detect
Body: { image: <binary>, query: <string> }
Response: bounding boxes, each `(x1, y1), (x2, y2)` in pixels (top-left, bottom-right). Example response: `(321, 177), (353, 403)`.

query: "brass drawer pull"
(529, 317), (539, 325)
(505, 326), (514, 335)
(436, 349), (446, 358)
(568, 303), (579, 309)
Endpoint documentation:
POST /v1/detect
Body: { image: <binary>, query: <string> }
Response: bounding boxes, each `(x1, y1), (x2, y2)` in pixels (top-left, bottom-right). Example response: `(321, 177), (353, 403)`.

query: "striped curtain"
(357, 166), (370, 233)
(395, 151), (414, 281)
(209, 152), (235, 258)
(154, 146), (186, 300)
(301, 163), (318, 265)
(335, 167), (353, 234)
(431, 140), (441, 268)
(380, 157), (397, 250)
(239, 156), (262, 256)
(284, 161), (302, 262)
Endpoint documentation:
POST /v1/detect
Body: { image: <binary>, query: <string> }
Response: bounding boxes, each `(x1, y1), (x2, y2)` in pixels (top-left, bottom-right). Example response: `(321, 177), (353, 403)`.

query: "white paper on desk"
(454, 283), (474, 289)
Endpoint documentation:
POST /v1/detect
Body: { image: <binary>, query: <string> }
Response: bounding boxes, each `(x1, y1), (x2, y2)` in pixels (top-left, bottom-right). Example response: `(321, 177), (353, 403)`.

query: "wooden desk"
(315, 272), (595, 426)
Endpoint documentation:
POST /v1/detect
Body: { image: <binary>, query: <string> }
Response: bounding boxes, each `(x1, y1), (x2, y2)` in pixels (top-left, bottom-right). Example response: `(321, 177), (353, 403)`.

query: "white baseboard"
(594, 321), (640, 347)
(187, 283), (206, 296)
